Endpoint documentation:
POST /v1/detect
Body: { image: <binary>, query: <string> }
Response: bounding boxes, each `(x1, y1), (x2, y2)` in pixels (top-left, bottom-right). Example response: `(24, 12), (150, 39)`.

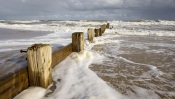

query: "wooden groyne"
(0, 22), (110, 99)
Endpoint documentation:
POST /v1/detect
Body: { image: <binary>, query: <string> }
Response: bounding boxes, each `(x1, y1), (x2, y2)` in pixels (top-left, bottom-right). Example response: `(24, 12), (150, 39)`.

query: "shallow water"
(90, 35), (175, 99)
(0, 28), (52, 40)
(0, 50), (27, 79)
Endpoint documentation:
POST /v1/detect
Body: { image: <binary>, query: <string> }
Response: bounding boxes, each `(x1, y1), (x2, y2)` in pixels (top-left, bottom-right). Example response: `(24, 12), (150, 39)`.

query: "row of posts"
(26, 23), (110, 88)
(88, 23), (109, 42)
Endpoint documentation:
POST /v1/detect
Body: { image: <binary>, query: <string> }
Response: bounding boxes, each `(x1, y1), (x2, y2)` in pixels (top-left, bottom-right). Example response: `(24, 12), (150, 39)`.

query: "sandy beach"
(90, 35), (175, 98)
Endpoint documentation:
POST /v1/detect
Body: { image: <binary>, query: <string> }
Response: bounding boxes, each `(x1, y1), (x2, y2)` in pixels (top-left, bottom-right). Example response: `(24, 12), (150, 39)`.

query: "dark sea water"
(0, 28), (51, 40)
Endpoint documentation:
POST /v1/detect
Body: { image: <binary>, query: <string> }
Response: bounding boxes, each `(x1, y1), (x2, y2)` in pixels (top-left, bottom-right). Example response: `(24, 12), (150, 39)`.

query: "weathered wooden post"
(103, 24), (107, 33)
(106, 23), (110, 29)
(95, 28), (99, 37)
(101, 25), (103, 34)
(27, 44), (52, 88)
(72, 32), (84, 52)
(88, 28), (95, 42)
(99, 28), (102, 36)
(101, 24), (107, 34)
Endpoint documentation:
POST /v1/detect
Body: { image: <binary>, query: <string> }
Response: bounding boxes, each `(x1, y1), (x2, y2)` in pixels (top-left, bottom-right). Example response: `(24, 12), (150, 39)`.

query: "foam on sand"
(13, 87), (47, 99)
(14, 51), (126, 99)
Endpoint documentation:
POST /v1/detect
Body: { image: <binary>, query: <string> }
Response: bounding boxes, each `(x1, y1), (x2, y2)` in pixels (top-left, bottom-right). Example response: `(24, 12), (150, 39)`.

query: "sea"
(0, 20), (175, 99)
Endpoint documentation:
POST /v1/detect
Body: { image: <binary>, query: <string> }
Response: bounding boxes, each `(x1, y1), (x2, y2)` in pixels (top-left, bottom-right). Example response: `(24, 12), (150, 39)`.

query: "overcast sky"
(0, 0), (175, 20)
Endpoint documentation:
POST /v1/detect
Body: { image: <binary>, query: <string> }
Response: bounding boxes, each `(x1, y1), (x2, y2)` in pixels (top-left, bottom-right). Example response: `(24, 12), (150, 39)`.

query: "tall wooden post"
(101, 24), (107, 34)
(95, 28), (99, 37)
(99, 28), (102, 36)
(88, 28), (95, 42)
(27, 44), (52, 88)
(106, 23), (110, 29)
(72, 32), (84, 52)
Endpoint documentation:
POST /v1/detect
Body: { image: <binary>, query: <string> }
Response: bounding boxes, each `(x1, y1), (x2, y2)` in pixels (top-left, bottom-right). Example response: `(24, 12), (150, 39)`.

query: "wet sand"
(0, 50), (27, 80)
(90, 35), (175, 98)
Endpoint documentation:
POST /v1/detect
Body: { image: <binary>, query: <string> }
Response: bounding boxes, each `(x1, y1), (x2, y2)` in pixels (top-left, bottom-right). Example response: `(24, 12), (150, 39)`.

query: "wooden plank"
(0, 68), (29, 99)
(72, 32), (84, 52)
(52, 43), (72, 68)
(27, 44), (52, 88)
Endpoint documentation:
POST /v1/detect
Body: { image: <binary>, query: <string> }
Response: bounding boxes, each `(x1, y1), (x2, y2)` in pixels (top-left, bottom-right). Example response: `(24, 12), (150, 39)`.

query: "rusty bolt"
(20, 49), (27, 53)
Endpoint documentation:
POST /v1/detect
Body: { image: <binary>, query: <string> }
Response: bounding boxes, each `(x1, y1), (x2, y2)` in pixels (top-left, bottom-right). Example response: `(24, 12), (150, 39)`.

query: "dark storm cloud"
(0, 0), (175, 20)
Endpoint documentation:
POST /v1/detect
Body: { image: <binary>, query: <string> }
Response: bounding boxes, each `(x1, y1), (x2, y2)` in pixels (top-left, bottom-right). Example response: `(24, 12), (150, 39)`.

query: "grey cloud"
(0, 0), (175, 20)
(66, 0), (175, 10)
